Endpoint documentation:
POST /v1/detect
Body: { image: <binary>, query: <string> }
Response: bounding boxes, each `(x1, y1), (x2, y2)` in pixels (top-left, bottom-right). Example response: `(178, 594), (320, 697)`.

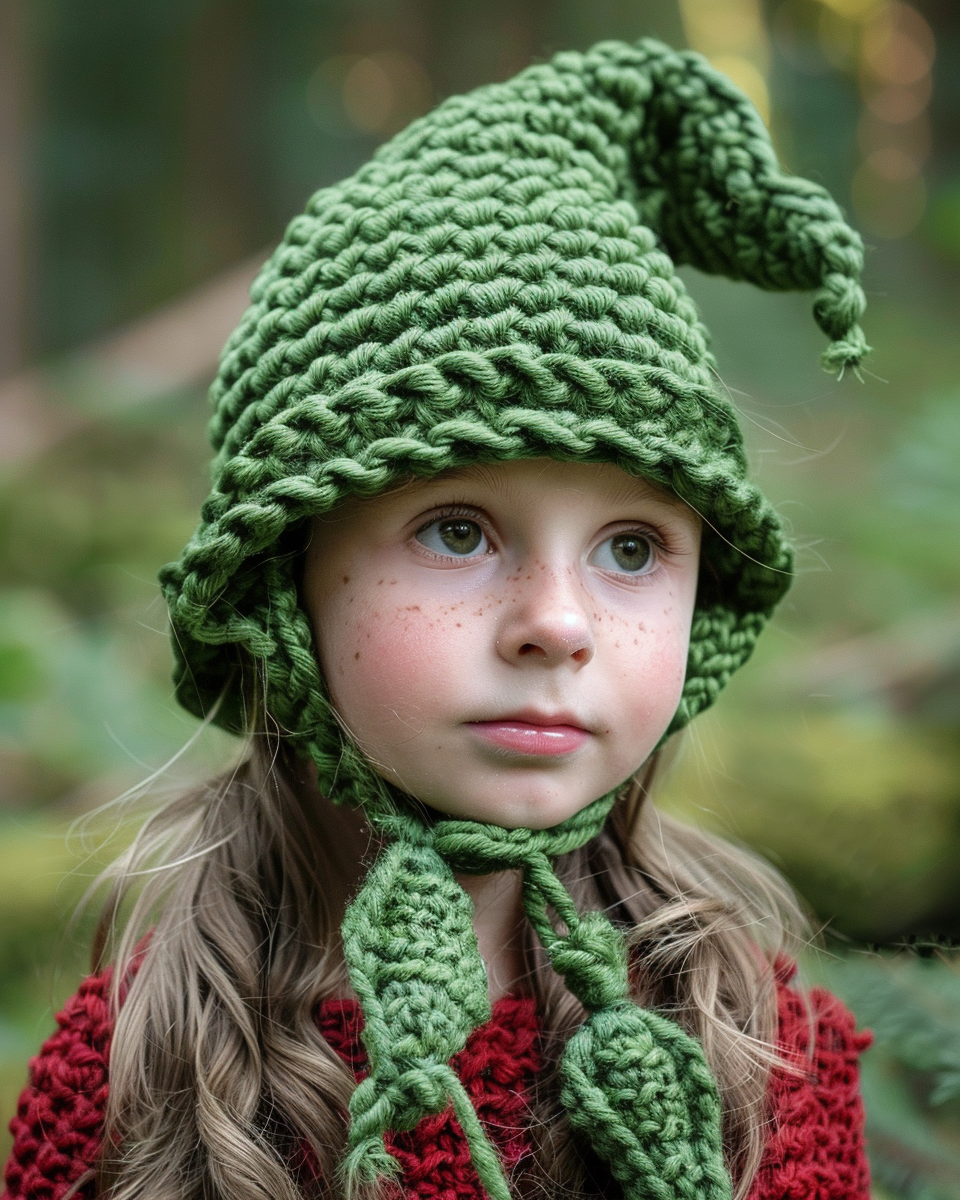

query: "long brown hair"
(89, 734), (809, 1200)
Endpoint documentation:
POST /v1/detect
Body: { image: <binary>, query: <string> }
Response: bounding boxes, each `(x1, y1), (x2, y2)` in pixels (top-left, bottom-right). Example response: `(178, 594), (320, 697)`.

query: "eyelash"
(413, 505), (492, 554)
(413, 505), (676, 571)
(419, 504), (485, 528)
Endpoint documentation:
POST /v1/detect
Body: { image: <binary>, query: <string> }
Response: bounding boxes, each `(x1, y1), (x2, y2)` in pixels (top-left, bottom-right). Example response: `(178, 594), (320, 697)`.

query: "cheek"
(657, 608), (693, 690)
(609, 603), (692, 724)
(320, 593), (471, 731)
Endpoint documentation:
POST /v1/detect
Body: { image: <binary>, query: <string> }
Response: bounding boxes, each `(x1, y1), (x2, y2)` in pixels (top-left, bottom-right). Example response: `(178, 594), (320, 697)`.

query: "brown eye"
(589, 533), (655, 575)
(417, 517), (487, 558)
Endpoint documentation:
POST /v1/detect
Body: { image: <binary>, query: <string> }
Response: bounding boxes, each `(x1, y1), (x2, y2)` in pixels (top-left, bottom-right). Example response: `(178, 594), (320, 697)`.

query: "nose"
(496, 567), (595, 668)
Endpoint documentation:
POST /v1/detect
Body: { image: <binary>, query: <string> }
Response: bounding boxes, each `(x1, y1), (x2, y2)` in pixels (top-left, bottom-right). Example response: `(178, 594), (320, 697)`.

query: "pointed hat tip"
(820, 329), (872, 379)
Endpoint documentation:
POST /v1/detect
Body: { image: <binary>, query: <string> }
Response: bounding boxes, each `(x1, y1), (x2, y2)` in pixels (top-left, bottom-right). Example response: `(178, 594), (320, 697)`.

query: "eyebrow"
(603, 474), (693, 515)
(406, 463), (697, 522)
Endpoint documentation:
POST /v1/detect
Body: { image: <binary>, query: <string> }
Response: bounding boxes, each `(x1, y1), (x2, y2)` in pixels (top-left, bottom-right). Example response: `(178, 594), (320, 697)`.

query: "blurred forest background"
(1, 0), (959, 1194)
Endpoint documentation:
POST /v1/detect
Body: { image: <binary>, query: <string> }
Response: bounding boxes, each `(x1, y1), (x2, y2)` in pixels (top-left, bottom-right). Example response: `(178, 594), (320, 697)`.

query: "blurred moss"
(659, 708), (960, 942)
(0, 393), (236, 808)
(0, 586), (235, 807)
(0, 393), (210, 618)
(0, 642), (45, 703)
(924, 181), (960, 262)
(0, 811), (143, 1004)
(0, 820), (91, 1010)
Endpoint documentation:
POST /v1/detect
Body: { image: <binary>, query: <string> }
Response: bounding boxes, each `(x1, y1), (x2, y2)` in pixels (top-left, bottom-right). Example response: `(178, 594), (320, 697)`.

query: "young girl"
(3, 38), (873, 1200)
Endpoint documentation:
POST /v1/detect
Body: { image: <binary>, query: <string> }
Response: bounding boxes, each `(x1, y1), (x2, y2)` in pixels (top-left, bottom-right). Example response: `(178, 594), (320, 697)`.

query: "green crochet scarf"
(161, 39), (868, 1200)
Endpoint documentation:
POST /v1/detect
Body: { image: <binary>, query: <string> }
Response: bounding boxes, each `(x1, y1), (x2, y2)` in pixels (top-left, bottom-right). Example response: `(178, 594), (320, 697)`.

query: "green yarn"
(158, 36), (872, 1199)
(339, 840), (505, 1197)
(342, 795), (732, 1199)
(561, 1007), (731, 1200)
(160, 36), (872, 744)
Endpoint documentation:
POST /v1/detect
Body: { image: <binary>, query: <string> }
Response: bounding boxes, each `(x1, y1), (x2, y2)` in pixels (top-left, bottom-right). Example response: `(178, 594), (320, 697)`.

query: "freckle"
(377, 578), (384, 585)
(354, 651), (361, 660)
(342, 575), (350, 584)
(456, 622), (462, 628)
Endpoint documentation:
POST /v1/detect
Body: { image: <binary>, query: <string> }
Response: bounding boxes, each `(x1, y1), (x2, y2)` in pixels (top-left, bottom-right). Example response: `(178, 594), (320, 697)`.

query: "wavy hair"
(88, 735), (809, 1200)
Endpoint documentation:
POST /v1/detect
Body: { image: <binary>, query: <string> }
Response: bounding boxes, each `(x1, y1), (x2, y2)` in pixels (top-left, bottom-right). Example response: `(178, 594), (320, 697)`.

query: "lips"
(465, 712), (591, 757)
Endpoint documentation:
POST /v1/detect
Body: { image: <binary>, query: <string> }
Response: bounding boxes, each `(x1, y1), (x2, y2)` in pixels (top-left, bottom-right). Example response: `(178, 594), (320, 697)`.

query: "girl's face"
(303, 459), (701, 830)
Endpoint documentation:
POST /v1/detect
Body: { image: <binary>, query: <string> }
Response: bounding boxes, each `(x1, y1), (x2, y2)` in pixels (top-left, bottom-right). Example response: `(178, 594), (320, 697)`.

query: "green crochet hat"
(161, 39), (867, 1200)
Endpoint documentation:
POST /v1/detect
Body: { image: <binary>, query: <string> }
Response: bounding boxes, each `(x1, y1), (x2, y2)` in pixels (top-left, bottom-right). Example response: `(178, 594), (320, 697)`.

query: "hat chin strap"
(339, 790), (732, 1200)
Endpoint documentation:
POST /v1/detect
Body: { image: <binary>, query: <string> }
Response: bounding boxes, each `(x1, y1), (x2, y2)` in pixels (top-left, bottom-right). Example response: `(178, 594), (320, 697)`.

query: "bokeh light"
(837, 0), (936, 238)
(678, 0), (771, 122)
(308, 50), (432, 138)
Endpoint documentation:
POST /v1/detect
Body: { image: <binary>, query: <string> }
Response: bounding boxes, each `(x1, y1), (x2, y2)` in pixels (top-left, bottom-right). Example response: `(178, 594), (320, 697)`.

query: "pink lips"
(466, 718), (590, 756)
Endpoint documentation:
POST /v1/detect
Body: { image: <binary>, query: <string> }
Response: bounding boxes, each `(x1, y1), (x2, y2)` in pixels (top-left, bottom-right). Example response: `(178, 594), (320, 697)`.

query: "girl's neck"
(455, 869), (525, 1002)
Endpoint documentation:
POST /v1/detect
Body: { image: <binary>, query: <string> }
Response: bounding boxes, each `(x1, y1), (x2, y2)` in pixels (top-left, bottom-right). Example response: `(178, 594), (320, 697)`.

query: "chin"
(428, 786), (601, 832)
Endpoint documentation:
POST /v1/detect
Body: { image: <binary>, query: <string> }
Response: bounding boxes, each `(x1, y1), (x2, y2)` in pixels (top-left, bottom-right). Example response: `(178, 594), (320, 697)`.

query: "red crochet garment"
(3, 966), (871, 1200)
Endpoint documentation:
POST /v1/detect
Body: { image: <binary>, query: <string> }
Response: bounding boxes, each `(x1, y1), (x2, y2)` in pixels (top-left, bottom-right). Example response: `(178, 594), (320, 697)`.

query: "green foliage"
(881, 392), (960, 592)
(0, 396), (209, 616)
(659, 709), (960, 943)
(0, 397), (237, 808)
(817, 951), (960, 1200)
(924, 182), (960, 261)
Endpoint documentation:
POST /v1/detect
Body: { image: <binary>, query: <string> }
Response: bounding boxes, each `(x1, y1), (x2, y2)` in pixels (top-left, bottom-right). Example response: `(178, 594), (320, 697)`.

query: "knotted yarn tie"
(339, 835), (513, 1200)
(513, 845), (732, 1200)
(522, 856), (630, 1011)
(341, 794), (732, 1200)
(430, 799), (630, 1011)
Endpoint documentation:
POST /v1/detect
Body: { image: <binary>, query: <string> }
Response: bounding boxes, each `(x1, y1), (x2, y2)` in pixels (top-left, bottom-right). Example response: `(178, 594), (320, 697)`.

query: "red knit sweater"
(2, 965), (871, 1200)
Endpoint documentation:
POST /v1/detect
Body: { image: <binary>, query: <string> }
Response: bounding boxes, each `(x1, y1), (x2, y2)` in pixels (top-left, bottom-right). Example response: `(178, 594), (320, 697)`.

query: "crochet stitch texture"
(2, 968), (873, 1200)
(155, 36), (871, 1200)
(162, 37), (868, 746)
(339, 797), (731, 1200)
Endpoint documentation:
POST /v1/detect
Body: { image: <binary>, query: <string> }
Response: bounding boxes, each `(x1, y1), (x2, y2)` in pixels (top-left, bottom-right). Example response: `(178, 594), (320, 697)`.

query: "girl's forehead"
(384, 458), (688, 509)
(309, 458), (700, 539)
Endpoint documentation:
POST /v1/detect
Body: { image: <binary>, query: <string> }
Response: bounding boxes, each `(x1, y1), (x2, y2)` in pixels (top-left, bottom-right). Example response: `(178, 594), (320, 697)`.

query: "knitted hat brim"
(161, 379), (791, 739)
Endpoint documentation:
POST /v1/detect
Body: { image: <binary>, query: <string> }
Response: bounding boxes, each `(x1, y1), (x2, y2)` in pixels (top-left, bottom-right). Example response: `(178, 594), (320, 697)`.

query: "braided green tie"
(341, 795), (731, 1200)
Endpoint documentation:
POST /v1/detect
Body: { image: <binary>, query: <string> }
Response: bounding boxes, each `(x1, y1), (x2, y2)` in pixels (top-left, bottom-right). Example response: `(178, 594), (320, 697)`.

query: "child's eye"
(589, 533), (656, 575)
(416, 517), (489, 558)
